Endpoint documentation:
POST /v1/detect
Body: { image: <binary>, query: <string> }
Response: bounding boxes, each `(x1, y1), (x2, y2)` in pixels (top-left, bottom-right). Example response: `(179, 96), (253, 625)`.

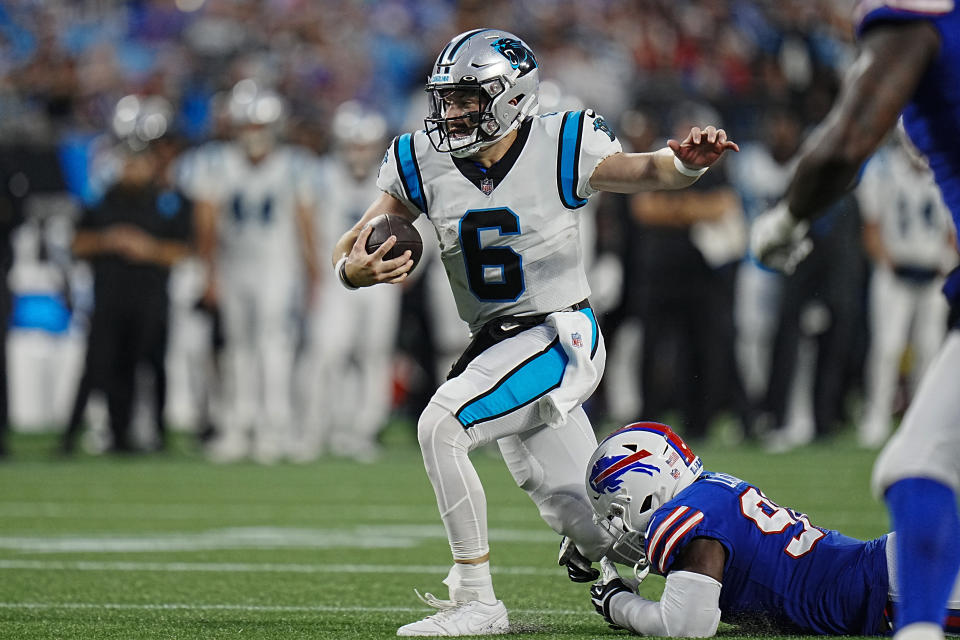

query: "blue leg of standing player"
(886, 478), (960, 634)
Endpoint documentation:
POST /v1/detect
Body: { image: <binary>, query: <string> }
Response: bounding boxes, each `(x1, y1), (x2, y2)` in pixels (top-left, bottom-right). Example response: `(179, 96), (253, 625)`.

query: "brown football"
(364, 214), (424, 271)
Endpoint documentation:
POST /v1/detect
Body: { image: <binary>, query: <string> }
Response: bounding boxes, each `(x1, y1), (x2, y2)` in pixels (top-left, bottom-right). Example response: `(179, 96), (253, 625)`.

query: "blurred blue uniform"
(855, 2), (960, 311)
(646, 472), (889, 635)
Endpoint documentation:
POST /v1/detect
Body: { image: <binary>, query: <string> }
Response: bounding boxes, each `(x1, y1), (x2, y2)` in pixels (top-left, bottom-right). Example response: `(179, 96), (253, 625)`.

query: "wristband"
(336, 256), (359, 290)
(673, 154), (709, 177)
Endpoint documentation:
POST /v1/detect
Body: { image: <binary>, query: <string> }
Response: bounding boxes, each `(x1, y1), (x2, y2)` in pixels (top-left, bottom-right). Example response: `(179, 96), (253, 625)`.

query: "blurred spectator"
(856, 133), (958, 449)
(61, 97), (192, 454)
(631, 102), (748, 440)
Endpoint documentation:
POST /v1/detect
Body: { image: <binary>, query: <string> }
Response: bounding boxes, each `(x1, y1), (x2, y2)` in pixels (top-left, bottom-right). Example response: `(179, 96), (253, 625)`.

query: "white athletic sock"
(444, 561), (497, 605)
(894, 622), (945, 640)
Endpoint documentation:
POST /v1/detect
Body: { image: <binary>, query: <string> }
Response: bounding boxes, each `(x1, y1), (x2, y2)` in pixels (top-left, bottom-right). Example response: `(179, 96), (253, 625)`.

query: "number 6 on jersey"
(459, 207), (525, 302)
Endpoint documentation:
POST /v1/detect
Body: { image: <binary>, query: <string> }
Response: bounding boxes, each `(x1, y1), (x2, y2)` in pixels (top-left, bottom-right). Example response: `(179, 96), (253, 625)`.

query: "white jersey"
(858, 146), (953, 270)
(377, 110), (621, 332)
(179, 142), (316, 272)
(315, 155), (380, 249)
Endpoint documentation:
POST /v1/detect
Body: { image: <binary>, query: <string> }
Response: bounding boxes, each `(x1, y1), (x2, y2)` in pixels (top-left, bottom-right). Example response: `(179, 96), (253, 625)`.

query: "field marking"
(0, 601), (585, 616)
(0, 525), (556, 553)
(0, 501), (540, 522)
(0, 559), (561, 577)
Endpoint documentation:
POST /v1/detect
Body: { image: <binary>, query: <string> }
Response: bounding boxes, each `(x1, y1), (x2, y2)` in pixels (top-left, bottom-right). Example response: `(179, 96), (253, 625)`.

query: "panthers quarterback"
(332, 29), (737, 636)
(586, 422), (960, 637)
(750, 4), (960, 640)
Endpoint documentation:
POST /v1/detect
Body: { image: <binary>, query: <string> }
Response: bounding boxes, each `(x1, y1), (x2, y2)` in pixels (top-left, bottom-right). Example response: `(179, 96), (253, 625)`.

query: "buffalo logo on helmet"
(490, 38), (538, 76)
(588, 449), (661, 495)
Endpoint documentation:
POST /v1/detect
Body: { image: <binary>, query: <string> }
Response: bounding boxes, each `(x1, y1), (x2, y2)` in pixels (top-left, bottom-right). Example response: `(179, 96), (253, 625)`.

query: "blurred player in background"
(188, 81), (319, 463)
(304, 102), (396, 463)
(750, 5), (960, 640)
(586, 422), (960, 637)
(857, 128), (956, 449)
(332, 29), (736, 636)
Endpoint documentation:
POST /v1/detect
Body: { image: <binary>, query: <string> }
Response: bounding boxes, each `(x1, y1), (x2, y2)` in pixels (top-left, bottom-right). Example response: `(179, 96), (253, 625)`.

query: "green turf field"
(0, 425), (889, 639)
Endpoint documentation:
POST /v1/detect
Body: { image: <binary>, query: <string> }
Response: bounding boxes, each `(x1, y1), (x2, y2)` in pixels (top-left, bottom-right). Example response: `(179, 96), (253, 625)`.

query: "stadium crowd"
(0, 0), (952, 461)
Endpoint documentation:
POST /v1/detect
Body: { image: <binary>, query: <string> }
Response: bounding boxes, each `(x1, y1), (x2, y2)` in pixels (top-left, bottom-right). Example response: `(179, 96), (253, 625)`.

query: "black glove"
(559, 536), (601, 583)
(590, 577), (631, 628)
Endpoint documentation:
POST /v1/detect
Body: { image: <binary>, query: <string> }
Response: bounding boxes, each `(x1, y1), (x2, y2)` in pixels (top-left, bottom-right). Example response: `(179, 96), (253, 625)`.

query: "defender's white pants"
(861, 268), (948, 446)
(873, 331), (960, 495)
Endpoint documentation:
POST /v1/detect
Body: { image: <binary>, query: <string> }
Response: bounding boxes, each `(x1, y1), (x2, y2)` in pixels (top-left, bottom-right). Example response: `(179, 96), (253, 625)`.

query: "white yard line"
(0, 559), (560, 576)
(0, 502), (539, 522)
(0, 601), (585, 616)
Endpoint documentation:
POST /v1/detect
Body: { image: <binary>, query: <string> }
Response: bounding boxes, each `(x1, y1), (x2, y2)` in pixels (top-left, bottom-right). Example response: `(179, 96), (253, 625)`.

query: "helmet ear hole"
(640, 494), (653, 513)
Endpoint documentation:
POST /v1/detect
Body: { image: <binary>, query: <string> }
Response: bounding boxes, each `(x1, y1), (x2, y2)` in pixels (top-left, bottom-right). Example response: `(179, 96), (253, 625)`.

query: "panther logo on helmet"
(490, 38), (538, 76)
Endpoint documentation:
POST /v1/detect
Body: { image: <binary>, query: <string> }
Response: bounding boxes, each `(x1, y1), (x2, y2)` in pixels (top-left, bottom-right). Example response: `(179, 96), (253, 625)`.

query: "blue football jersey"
(856, 1), (960, 302)
(644, 472), (889, 635)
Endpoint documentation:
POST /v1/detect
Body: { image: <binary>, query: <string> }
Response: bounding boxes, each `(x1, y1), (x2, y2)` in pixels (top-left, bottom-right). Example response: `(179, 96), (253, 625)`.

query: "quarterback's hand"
(750, 202), (813, 275)
(590, 558), (632, 629)
(668, 125), (739, 170)
(343, 224), (413, 287)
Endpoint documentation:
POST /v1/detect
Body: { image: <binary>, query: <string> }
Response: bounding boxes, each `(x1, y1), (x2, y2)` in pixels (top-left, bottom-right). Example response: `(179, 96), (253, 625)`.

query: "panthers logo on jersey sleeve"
(555, 109), (623, 209)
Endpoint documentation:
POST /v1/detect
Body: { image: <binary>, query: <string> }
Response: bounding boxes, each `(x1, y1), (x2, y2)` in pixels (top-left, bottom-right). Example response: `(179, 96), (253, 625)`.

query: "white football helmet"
(586, 422), (704, 574)
(111, 94), (174, 151)
(227, 79), (285, 158)
(424, 28), (540, 157)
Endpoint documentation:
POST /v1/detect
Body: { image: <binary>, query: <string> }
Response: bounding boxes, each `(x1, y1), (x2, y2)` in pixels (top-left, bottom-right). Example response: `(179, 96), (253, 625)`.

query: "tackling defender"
(332, 29), (736, 636)
(586, 422), (960, 637)
(750, 4), (960, 640)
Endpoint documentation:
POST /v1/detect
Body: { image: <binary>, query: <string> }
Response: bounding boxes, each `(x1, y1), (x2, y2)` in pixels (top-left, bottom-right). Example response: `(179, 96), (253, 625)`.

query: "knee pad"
(417, 402), (470, 458)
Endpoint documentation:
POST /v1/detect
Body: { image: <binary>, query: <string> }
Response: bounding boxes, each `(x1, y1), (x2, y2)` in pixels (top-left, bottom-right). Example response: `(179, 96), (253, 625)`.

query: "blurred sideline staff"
(0, 164), (26, 458)
(61, 96), (191, 454)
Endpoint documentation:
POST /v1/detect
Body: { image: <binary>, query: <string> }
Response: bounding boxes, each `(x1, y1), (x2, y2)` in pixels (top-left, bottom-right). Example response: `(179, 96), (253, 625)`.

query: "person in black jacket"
(61, 126), (191, 454)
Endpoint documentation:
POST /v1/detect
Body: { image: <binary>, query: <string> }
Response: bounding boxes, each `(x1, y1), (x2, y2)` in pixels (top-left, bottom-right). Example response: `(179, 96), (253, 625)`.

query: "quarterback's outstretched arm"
(590, 126), (738, 193)
(331, 191), (418, 287)
(785, 22), (939, 221)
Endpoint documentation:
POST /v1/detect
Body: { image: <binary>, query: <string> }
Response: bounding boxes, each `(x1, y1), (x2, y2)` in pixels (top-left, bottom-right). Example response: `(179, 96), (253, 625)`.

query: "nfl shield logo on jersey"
(481, 177), (494, 195)
(571, 332), (583, 348)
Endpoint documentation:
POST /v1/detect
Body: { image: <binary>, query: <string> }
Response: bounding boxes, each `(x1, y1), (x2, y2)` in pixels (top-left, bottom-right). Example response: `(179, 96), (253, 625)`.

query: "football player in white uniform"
(190, 81), (319, 463)
(331, 29), (737, 636)
(304, 103), (397, 462)
(857, 132), (956, 448)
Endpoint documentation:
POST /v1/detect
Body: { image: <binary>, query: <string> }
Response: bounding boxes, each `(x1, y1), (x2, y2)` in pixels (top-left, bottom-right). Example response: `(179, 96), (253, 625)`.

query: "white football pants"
(861, 268), (948, 446)
(417, 309), (617, 563)
(217, 264), (298, 459)
(305, 279), (401, 456)
(873, 330), (960, 495)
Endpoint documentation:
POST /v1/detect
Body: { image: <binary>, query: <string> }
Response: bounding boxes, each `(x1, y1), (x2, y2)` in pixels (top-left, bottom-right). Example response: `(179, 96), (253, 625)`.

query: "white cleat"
(397, 591), (509, 637)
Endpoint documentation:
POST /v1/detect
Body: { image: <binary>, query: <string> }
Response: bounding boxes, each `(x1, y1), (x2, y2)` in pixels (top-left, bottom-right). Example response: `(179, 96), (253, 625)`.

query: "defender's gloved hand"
(590, 558), (632, 628)
(750, 202), (813, 275)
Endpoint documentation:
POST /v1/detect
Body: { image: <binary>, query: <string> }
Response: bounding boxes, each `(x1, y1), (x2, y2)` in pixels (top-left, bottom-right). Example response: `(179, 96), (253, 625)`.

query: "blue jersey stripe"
(456, 339), (568, 427)
(580, 307), (599, 358)
(557, 111), (588, 209)
(396, 134), (427, 214)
